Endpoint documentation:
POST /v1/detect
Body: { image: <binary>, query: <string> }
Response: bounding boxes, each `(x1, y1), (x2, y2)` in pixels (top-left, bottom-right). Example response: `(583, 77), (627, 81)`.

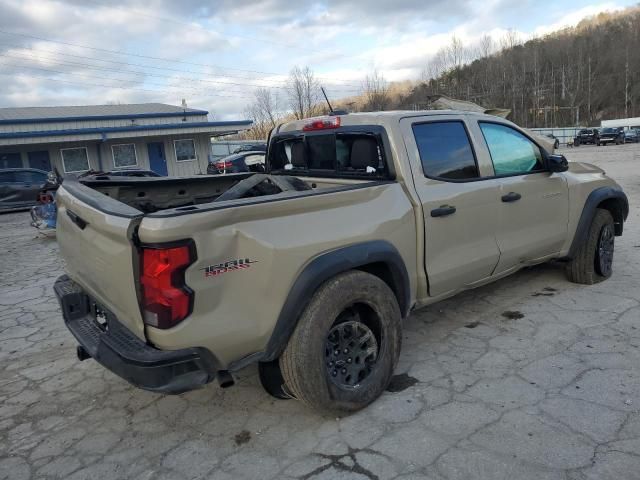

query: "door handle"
(431, 205), (456, 217)
(66, 209), (88, 230)
(501, 192), (522, 203)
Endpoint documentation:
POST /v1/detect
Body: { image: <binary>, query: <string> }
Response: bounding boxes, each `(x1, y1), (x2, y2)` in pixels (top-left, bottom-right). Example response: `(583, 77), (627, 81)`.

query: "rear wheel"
(280, 270), (402, 415)
(566, 209), (615, 284)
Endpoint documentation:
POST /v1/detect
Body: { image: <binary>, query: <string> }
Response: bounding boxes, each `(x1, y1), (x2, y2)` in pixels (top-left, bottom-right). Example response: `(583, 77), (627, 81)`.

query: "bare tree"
(287, 66), (320, 119)
(362, 70), (390, 111)
(479, 34), (494, 58)
(244, 88), (281, 140)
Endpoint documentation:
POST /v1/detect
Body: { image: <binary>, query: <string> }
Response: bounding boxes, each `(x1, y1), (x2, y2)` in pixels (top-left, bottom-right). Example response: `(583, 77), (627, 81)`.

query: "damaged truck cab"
(55, 111), (628, 414)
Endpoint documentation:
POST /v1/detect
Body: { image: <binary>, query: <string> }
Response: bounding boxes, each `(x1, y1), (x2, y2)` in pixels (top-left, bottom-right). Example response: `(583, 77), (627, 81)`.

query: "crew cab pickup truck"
(54, 111), (629, 414)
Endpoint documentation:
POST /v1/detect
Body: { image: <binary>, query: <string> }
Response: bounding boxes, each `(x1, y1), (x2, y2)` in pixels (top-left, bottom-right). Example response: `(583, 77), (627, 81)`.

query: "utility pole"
(587, 56), (591, 124)
(625, 48), (629, 118)
(552, 65), (556, 127)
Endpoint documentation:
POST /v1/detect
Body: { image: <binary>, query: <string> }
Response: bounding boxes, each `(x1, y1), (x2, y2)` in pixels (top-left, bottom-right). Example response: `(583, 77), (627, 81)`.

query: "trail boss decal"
(202, 258), (257, 278)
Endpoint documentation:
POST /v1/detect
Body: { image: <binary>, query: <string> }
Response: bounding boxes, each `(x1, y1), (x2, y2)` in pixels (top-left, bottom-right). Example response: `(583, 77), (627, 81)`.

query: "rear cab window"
(268, 129), (389, 179)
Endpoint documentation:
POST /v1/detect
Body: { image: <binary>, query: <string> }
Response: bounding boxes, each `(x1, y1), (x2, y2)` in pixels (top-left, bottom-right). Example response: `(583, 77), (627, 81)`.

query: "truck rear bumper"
(54, 275), (219, 394)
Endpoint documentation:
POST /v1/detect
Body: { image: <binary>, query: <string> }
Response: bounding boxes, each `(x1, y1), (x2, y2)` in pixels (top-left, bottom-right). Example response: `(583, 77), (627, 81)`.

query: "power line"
(0, 29), (364, 87)
(0, 50), (363, 95)
(0, 66), (254, 99)
(0, 40), (290, 83)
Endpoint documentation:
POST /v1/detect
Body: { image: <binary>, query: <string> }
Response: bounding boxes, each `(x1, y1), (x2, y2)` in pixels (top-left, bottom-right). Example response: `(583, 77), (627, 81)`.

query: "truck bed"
(68, 173), (379, 216)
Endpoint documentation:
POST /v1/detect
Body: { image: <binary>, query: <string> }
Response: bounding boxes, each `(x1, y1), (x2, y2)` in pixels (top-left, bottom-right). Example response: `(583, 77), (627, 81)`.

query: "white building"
(601, 117), (640, 129)
(0, 103), (251, 176)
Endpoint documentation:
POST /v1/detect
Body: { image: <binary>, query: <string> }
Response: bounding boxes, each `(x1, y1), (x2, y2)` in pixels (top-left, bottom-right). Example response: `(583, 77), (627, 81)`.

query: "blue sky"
(0, 0), (636, 119)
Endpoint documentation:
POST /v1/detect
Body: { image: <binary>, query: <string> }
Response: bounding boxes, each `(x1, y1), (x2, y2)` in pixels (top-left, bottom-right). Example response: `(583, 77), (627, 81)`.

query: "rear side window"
(412, 121), (479, 180)
(479, 122), (544, 176)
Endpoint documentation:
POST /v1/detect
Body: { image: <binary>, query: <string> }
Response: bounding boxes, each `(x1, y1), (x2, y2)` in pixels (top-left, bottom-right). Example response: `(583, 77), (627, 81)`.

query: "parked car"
(0, 168), (49, 212)
(574, 128), (599, 146)
(207, 151), (266, 175)
(543, 133), (560, 149)
(232, 143), (267, 154)
(598, 127), (625, 146)
(54, 111), (628, 415)
(624, 129), (640, 143)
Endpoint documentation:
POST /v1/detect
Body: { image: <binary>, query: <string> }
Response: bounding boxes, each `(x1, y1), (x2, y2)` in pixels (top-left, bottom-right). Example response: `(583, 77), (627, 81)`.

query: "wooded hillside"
(240, 6), (640, 139)
(402, 7), (640, 127)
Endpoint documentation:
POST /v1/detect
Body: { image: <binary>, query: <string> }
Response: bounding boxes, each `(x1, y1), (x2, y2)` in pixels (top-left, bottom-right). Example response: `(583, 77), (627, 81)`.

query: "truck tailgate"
(56, 184), (146, 340)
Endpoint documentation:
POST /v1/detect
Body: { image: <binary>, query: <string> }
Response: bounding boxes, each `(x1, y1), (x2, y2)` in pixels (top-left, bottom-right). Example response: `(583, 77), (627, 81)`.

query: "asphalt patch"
(502, 310), (525, 320)
(234, 430), (251, 446)
(386, 373), (419, 392)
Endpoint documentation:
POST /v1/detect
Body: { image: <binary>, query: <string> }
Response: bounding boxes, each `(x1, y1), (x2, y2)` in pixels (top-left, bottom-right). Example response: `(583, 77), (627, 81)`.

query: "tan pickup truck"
(54, 111), (628, 414)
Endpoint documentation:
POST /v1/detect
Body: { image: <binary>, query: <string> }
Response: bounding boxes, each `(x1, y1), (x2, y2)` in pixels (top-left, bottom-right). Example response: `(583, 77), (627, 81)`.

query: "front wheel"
(566, 209), (615, 284)
(280, 270), (402, 415)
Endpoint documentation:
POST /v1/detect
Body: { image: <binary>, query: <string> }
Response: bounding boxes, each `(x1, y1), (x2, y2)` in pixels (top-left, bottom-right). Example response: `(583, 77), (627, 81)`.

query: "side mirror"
(548, 154), (569, 173)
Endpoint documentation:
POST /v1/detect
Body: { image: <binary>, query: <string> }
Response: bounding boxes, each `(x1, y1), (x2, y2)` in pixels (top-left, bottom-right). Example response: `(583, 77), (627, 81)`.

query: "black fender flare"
(567, 186), (629, 259)
(262, 240), (411, 362)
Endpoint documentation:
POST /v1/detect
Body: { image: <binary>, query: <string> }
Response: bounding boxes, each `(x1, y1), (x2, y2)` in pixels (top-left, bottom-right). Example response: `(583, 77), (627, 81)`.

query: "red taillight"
(140, 244), (194, 329)
(216, 161), (233, 170)
(302, 116), (341, 131)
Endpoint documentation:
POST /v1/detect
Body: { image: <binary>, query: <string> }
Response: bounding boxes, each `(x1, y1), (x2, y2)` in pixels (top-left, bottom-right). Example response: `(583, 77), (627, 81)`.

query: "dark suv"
(599, 128), (625, 146)
(574, 129), (599, 146)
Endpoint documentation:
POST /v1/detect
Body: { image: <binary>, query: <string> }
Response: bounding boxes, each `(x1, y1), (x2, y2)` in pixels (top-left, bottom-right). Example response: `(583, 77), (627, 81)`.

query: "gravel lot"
(1, 143), (639, 480)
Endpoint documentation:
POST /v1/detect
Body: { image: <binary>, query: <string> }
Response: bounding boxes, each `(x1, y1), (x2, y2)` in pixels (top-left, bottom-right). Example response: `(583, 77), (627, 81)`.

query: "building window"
(111, 144), (138, 168)
(174, 139), (197, 162)
(60, 147), (89, 173)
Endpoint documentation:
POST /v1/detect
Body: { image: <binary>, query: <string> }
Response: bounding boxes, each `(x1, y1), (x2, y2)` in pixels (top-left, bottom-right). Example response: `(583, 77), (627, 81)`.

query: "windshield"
(579, 129), (591, 134)
(269, 132), (387, 178)
(602, 128), (616, 134)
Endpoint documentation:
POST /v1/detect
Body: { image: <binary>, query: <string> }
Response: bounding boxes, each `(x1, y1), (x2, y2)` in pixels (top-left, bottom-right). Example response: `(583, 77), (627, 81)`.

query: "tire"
(566, 209), (615, 284)
(280, 270), (402, 415)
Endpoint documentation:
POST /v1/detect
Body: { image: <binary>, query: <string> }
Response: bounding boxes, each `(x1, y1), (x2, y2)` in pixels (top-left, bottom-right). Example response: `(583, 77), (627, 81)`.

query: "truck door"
(475, 121), (569, 273)
(400, 116), (501, 297)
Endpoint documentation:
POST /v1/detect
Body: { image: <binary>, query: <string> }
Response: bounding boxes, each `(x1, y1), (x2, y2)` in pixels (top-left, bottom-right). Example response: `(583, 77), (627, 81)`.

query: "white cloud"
(0, 0), (633, 119)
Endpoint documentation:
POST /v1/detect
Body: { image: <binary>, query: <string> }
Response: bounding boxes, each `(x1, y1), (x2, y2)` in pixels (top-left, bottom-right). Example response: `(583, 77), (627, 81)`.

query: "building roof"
(0, 103), (208, 123)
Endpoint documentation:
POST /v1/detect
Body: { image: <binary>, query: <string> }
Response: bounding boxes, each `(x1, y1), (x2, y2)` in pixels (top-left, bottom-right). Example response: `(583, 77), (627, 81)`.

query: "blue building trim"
(0, 120), (253, 140)
(0, 110), (210, 125)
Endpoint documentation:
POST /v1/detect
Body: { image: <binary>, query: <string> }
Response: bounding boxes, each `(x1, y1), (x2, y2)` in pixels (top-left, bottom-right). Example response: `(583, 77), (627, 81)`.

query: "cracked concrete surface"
(1, 144), (639, 480)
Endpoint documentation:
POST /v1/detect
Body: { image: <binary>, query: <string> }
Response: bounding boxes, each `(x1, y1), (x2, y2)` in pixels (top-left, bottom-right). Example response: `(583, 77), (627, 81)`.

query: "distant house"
(0, 103), (252, 176)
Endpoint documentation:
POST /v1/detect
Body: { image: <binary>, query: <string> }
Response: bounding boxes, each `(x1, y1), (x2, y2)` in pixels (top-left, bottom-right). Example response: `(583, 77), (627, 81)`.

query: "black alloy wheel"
(324, 308), (380, 388)
(596, 224), (614, 277)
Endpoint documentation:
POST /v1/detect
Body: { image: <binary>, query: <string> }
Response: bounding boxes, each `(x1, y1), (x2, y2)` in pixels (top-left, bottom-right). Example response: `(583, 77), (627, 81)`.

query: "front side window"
(112, 144), (137, 168)
(412, 121), (478, 180)
(60, 147), (89, 173)
(479, 123), (544, 176)
(174, 139), (196, 162)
